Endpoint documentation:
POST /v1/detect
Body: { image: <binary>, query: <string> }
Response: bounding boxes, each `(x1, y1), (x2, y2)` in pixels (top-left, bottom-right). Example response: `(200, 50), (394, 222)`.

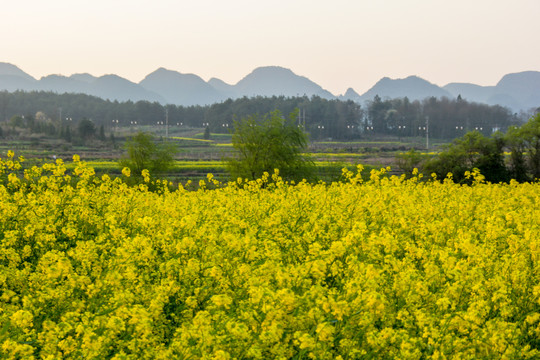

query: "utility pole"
(426, 116), (429, 150)
(165, 107), (169, 140)
(298, 108), (306, 128)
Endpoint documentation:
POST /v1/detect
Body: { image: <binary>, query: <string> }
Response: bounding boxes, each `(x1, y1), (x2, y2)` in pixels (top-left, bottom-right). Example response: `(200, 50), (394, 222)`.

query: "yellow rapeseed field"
(0, 151), (539, 359)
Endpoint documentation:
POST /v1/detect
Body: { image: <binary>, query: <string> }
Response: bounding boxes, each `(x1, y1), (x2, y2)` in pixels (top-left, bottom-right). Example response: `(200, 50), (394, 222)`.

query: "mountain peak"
(235, 66), (334, 99)
(208, 77), (235, 98)
(496, 71), (540, 92)
(363, 75), (451, 101)
(249, 66), (294, 75)
(70, 73), (97, 83)
(0, 62), (35, 81)
(140, 68), (221, 106)
(339, 87), (361, 101)
(142, 67), (208, 83)
(208, 77), (232, 86)
(149, 67), (177, 76)
(344, 88), (360, 97)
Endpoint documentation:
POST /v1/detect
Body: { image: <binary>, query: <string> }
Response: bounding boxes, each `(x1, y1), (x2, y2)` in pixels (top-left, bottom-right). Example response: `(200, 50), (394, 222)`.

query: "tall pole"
(426, 116), (429, 150)
(298, 108), (306, 128)
(165, 107), (169, 140)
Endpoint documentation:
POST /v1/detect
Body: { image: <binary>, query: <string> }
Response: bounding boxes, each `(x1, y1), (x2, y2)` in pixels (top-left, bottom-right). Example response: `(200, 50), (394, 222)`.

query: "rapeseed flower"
(0, 154), (538, 358)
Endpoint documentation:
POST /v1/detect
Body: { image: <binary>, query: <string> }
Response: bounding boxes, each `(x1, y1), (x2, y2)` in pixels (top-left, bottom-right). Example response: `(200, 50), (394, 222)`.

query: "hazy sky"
(2, 0), (539, 95)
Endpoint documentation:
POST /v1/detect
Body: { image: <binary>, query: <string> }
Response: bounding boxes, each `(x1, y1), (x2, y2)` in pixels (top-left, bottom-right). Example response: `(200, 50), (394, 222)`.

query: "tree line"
(366, 95), (526, 139)
(1, 90), (531, 141)
(398, 113), (540, 183)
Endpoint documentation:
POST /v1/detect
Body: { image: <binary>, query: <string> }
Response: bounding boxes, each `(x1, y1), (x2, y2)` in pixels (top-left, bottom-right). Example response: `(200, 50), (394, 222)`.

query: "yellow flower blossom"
(0, 155), (538, 359)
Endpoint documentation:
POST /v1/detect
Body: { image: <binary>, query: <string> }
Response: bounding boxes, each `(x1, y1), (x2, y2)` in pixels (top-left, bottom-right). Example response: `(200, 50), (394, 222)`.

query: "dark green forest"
(0, 90), (525, 141)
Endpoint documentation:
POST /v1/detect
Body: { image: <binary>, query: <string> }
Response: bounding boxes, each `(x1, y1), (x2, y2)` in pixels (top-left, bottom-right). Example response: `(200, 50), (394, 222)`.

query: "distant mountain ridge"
(139, 68), (222, 106)
(356, 76), (452, 103)
(1, 62), (539, 111)
(233, 66), (334, 99)
(0, 62), (35, 81)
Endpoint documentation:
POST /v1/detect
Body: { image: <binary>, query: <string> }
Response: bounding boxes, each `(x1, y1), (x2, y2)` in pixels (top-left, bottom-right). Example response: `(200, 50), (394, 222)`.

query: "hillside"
(1, 62), (539, 111)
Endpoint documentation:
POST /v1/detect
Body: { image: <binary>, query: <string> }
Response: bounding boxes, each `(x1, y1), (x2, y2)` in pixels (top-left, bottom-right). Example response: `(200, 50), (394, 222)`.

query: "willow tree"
(227, 109), (314, 182)
(119, 131), (177, 177)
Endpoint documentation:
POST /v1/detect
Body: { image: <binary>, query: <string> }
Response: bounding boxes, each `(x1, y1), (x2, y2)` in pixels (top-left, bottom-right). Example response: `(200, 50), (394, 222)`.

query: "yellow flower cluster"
(0, 155), (539, 359)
